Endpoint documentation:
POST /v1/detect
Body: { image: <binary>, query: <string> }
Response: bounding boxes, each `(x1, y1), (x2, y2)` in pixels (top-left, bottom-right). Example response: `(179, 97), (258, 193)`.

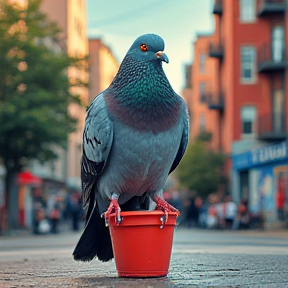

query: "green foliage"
(0, 0), (86, 172)
(176, 140), (227, 199)
(196, 131), (212, 142)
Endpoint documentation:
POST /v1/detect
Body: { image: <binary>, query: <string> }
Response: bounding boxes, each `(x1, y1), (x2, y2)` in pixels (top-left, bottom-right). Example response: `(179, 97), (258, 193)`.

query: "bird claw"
(154, 195), (180, 226)
(101, 197), (122, 226)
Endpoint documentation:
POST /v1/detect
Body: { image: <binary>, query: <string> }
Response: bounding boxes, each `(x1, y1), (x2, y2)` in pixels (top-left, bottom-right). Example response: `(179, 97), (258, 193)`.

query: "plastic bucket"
(108, 210), (177, 278)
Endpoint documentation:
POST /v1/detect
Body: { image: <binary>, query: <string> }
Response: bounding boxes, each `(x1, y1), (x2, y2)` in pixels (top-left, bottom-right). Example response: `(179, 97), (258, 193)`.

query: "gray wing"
(169, 97), (189, 174)
(81, 92), (113, 208)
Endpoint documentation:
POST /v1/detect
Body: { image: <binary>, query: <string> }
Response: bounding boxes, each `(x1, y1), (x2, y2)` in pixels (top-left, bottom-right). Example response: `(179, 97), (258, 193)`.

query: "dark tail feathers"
(73, 203), (113, 262)
(73, 194), (150, 262)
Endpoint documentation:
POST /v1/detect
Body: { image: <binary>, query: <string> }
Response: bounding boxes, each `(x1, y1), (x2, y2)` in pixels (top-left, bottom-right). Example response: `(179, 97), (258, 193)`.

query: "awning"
(17, 171), (42, 186)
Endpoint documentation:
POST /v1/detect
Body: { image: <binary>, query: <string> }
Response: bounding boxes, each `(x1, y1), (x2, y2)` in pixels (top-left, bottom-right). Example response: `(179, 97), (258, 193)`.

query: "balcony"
(258, 114), (288, 141)
(258, 0), (286, 17)
(213, 0), (223, 15)
(206, 92), (224, 111)
(209, 42), (224, 59)
(257, 43), (286, 73)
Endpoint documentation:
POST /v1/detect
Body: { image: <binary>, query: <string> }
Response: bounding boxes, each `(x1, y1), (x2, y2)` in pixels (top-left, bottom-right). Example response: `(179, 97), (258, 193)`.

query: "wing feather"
(81, 93), (113, 207)
(169, 98), (189, 174)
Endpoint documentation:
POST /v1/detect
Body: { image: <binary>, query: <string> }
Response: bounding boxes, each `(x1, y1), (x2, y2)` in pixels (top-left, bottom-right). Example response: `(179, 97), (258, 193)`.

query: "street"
(0, 228), (288, 287)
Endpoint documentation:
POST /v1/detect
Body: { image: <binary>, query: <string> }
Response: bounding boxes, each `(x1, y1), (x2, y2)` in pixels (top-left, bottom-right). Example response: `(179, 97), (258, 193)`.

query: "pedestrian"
(224, 195), (237, 229)
(233, 199), (250, 229)
(49, 204), (60, 233)
(185, 195), (199, 227)
(276, 175), (285, 221)
(207, 204), (217, 228)
(67, 192), (82, 231)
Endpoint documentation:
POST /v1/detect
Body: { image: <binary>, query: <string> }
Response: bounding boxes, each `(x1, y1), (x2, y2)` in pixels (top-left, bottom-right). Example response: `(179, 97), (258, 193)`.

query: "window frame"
(240, 46), (256, 84)
(239, 0), (256, 23)
(199, 82), (206, 103)
(199, 113), (206, 132)
(240, 106), (257, 137)
(199, 53), (206, 74)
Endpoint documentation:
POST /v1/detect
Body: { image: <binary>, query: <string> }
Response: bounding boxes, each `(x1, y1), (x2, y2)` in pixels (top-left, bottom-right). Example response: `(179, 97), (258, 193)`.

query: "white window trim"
(199, 53), (206, 74)
(240, 46), (257, 84)
(240, 106), (257, 136)
(239, 0), (256, 24)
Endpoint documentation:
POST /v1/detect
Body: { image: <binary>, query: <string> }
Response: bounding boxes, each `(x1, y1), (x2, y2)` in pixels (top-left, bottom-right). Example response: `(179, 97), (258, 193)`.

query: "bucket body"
(108, 210), (177, 278)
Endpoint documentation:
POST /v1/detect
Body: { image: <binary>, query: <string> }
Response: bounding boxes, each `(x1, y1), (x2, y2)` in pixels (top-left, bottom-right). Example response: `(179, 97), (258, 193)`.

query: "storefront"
(17, 170), (42, 229)
(232, 141), (288, 228)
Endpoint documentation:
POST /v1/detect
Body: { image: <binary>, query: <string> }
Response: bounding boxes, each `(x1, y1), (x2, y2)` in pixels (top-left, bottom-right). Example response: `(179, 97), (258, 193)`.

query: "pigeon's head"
(126, 34), (169, 64)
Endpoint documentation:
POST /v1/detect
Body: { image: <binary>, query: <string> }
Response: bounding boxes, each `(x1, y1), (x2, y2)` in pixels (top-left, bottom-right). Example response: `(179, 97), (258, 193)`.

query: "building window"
(241, 46), (256, 83)
(273, 89), (285, 132)
(239, 0), (256, 23)
(272, 26), (285, 62)
(199, 53), (205, 74)
(199, 82), (206, 103)
(241, 106), (256, 135)
(199, 113), (206, 132)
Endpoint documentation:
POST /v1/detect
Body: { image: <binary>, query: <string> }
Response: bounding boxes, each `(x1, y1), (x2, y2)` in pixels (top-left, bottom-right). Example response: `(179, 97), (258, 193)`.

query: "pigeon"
(73, 33), (189, 262)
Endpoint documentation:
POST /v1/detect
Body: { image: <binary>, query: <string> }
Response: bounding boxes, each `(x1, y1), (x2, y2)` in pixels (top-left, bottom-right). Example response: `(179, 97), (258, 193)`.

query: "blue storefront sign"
(232, 142), (288, 170)
(232, 141), (288, 225)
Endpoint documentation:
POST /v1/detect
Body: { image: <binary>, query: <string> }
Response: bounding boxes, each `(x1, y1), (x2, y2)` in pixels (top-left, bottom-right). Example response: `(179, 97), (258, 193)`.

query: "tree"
(0, 0), (86, 229)
(176, 140), (227, 199)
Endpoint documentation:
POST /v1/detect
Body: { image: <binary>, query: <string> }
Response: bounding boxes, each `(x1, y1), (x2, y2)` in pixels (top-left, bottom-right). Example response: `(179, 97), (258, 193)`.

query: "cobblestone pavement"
(0, 228), (288, 287)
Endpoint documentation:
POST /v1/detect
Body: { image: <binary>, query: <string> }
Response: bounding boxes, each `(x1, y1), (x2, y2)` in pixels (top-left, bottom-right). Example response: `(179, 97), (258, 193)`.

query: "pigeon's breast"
(104, 92), (181, 134)
(96, 118), (183, 204)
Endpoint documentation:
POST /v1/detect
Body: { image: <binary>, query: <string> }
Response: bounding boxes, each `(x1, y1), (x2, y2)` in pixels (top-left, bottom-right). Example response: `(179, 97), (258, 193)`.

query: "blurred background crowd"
(165, 188), (259, 230)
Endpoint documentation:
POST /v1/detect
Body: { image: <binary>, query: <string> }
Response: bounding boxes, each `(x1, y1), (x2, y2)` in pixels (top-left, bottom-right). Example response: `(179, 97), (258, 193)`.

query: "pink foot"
(102, 197), (122, 226)
(154, 195), (180, 223)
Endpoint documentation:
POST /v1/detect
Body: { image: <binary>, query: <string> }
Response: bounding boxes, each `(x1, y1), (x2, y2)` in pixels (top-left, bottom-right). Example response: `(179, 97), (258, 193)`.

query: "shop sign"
(233, 142), (288, 169)
(252, 142), (288, 165)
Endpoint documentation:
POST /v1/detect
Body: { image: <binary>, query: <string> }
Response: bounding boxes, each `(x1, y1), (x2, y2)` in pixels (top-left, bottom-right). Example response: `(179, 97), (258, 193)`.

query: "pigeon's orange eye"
(140, 43), (148, 52)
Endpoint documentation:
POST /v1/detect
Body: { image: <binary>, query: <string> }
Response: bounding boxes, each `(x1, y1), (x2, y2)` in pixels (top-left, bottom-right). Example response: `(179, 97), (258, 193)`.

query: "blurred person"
(67, 192), (82, 231)
(170, 190), (182, 211)
(33, 202), (44, 234)
(205, 193), (217, 228)
(198, 201), (209, 228)
(185, 194), (200, 227)
(224, 195), (237, 229)
(207, 204), (217, 228)
(276, 175), (285, 221)
(49, 204), (60, 233)
(33, 203), (50, 234)
(168, 189), (185, 225)
(214, 195), (225, 229)
(233, 198), (250, 230)
(195, 196), (203, 210)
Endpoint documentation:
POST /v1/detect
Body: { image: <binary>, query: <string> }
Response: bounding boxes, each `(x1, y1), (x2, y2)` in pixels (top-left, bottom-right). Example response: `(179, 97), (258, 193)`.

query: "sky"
(87, 0), (214, 95)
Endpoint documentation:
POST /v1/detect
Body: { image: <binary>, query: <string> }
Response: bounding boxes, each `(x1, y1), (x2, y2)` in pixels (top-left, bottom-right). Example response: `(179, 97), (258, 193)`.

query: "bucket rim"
(107, 210), (178, 227)
(108, 210), (178, 217)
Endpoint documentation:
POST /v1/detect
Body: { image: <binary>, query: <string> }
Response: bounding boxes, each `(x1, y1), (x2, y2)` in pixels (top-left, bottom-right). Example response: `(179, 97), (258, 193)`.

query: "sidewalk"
(233, 228), (288, 239)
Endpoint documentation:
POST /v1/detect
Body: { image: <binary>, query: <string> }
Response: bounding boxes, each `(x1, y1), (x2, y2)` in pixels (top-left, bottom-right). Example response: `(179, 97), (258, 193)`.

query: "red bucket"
(108, 210), (178, 278)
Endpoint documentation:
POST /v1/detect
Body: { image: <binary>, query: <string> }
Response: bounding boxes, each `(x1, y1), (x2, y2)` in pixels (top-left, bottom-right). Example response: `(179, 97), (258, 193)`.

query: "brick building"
(184, 0), (288, 227)
(88, 39), (119, 104)
(40, 0), (89, 190)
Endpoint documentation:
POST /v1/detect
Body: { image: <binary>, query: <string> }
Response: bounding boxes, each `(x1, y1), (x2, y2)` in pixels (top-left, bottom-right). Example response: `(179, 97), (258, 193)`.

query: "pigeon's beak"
(155, 51), (169, 63)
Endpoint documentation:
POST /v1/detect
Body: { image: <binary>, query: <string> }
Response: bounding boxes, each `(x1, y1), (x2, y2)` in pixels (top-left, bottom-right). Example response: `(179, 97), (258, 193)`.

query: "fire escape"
(207, 0), (224, 151)
(257, 0), (287, 141)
